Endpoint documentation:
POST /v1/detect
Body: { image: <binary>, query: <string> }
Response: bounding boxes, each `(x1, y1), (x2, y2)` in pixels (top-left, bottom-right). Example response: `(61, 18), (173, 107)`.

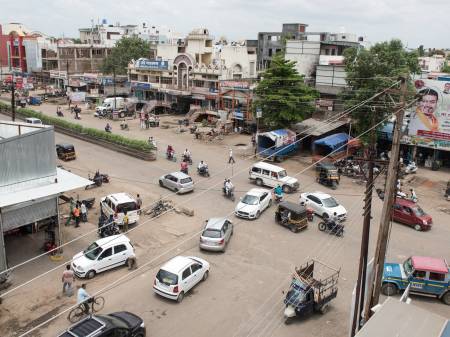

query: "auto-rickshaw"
(56, 143), (76, 161)
(274, 201), (308, 233)
(315, 162), (340, 189)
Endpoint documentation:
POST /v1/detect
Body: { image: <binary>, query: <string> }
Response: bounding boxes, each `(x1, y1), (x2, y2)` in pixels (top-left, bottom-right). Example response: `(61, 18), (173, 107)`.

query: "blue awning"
(314, 132), (350, 151)
(378, 122), (394, 141)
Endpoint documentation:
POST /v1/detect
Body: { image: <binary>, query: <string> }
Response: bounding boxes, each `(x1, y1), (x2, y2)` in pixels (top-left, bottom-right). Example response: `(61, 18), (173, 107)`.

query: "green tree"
(253, 54), (318, 129)
(342, 39), (420, 136)
(442, 63), (450, 73)
(101, 37), (150, 75)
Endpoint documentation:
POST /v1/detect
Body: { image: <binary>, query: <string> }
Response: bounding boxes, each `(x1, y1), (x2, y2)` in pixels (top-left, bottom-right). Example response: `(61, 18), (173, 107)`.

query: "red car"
(392, 199), (432, 231)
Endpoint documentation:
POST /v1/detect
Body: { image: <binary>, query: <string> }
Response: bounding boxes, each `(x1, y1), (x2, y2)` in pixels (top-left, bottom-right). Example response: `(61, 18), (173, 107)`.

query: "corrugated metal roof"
(293, 118), (348, 137)
(0, 168), (92, 209)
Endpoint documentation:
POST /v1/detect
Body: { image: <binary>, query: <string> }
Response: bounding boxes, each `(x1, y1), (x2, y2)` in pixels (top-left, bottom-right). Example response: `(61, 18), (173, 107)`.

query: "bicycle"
(68, 296), (105, 323)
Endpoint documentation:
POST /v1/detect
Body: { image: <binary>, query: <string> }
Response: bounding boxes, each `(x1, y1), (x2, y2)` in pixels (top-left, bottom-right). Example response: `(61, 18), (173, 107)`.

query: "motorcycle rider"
(409, 188), (418, 202)
(198, 160), (208, 174)
(166, 145), (175, 160)
(183, 148), (191, 163)
(180, 160), (188, 174)
(274, 184), (283, 202)
(224, 179), (234, 197)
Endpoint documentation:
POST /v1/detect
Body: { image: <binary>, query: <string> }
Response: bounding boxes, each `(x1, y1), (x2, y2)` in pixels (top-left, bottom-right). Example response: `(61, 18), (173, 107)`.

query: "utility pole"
(11, 79), (15, 122)
(113, 65), (117, 109)
(350, 112), (376, 337)
(66, 59), (69, 91)
(363, 76), (408, 319)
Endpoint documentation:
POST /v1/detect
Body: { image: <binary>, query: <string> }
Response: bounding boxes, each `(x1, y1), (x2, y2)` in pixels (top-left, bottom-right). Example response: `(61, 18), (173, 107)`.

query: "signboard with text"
(221, 81), (250, 89)
(135, 58), (168, 70)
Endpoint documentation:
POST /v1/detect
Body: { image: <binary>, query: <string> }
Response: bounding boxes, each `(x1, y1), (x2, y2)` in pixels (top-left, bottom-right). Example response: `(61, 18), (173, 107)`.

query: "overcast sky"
(1, 0), (449, 49)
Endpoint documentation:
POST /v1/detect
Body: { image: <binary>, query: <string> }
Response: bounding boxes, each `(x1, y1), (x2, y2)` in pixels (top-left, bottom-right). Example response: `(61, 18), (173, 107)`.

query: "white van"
(100, 193), (139, 225)
(25, 117), (42, 125)
(71, 234), (135, 279)
(249, 162), (299, 193)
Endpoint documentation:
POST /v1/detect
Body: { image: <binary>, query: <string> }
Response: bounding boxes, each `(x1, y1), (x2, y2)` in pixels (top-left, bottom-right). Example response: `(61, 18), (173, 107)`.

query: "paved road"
(0, 102), (449, 337)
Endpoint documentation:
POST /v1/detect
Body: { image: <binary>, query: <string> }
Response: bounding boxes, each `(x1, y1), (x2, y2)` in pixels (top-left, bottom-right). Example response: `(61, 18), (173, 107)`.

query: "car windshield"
(403, 258), (413, 276)
(84, 242), (102, 260)
(117, 202), (137, 213)
(156, 269), (178, 286)
(241, 195), (259, 205)
(278, 170), (287, 178)
(411, 206), (425, 217)
(322, 197), (338, 208)
(202, 229), (222, 238)
(180, 177), (192, 184)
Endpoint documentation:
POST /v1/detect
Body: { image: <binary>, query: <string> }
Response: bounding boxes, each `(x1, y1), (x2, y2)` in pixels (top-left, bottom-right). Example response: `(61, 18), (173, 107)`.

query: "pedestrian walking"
(80, 202), (87, 222)
(123, 212), (129, 233)
(136, 194), (142, 215)
(228, 148), (235, 164)
(145, 113), (150, 129)
(140, 112), (145, 129)
(62, 264), (75, 297)
(73, 206), (81, 228)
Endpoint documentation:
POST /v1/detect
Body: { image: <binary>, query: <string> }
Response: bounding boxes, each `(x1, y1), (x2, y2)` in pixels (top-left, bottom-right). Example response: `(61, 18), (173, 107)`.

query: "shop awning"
(314, 132), (350, 151)
(293, 118), (349, 137)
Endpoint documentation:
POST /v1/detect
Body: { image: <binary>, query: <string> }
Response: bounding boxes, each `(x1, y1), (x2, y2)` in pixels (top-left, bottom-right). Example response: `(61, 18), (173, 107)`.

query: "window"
(114, 244), (127, 254)
(191, 264), (202, 273)
(429, 272), (445, 282)
(117, 202), (137, 213)
(260, 193), (268, 202)
(114, 328), (129, 337)
(271, 172), (277, 178)
(252, 167), (261, 173)
(182, 267), (192, 280)
(262, 169), (270, 176)
(268, 49), (273, 57)
(393, 204), (402, 211)
(307, 195), (320, 204)
(99, 247), (112, 260)
(156, 269), (178, 285)
(412, 270), (426, 278)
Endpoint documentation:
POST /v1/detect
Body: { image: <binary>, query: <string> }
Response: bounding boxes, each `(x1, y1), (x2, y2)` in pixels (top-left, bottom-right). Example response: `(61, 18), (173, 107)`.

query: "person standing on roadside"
(228, 148), (235, 164)
(123, 212), (129, 233)
(73, 205), (81, 228)
(136, 194), (142, 215)
(62, 264), (75, 297)
(80, 202), (87, 222)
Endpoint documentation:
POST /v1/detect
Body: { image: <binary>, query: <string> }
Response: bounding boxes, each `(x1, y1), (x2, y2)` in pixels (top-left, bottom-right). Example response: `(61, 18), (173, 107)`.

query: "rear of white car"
(101, 193), (139, 225)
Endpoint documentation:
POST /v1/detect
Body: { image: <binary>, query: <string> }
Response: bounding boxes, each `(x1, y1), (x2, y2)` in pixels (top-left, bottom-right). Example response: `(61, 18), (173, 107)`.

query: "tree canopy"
(342, 39), (420, 136)
(253, 54), (318, 129)
(101, 37), (151, 75)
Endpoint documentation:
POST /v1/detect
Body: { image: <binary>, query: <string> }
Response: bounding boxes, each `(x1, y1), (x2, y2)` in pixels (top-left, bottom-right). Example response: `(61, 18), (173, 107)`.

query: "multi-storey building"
(128, 28), (258, 124)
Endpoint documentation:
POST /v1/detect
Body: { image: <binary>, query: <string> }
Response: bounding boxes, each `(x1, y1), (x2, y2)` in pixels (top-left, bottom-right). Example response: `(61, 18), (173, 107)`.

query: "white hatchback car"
(235, 188), (272, 219)
(153, 256), (210, 303)
(299, 192), (347, 221)
(71, 235), (135, 279)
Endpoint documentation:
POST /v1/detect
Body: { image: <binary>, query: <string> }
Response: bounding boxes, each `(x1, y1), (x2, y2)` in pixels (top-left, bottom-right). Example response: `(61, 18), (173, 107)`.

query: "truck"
(95, 97), (125, 116)
(283, 259), (340, 324)
(257, 129), (298, 162)
(382, 256), (450, 305)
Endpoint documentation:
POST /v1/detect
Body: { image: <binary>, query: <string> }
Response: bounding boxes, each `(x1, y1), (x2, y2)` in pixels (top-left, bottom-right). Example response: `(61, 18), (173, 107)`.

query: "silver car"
(159, 172), (194, 194)
(199, 218), (233, 252)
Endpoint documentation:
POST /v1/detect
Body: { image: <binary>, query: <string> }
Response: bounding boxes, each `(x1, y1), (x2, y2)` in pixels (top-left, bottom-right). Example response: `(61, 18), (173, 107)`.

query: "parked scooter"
(404, 161), (418, 174)
(98, 215), (120, 238)
(318, 218), (344, 237)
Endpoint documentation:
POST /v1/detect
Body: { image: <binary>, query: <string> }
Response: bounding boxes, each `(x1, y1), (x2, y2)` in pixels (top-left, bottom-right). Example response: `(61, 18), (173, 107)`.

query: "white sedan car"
(299, 192), (347, 221)
(153, 256), (209, 303)
(235, 188), (272, 219)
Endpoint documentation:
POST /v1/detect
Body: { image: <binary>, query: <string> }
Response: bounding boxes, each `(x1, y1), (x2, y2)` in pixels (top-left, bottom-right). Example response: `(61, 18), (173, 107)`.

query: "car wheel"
(319, 304), (329, 314)
(318, 222), (326, 232)
(414, 224), (422, 231)
(202, 270), (209, 281)
(159, 180), (164, 187)
(322, 213), (329, 220)
(134, 331), (145, 337)
(268, 199), (273, 207)
(255, 211), (261, 219)
(442, 292), (450, 305)
(177, 291), (185, 303)
(282, 185), (292, 193)
(86, 270), (96, 279)
(381, 283), (398, 296)
(256, 178), (263, 186)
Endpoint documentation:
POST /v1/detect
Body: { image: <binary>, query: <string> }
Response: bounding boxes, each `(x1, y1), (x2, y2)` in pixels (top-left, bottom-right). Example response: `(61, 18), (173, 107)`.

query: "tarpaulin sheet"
(314, 132), (350, 151)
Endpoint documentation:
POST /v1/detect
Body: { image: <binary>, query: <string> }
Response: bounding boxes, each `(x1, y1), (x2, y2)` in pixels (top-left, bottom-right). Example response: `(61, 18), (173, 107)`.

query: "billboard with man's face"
(404, 78), (450, 149)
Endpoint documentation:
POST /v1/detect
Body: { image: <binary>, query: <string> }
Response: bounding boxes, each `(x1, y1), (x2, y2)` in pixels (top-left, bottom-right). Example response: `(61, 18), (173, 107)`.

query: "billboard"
(134, 58), (168, 70)
(404, 78), (450, 150)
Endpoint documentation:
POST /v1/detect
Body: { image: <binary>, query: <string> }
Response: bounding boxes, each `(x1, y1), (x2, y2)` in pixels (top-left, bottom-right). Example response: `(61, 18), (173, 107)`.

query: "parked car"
(56, 143), (76, 161)
(392, 198), (432, 231)
(58, 312), (146, 337)
(199, 218), (233, 252)
(235, 188), (272, 219)
(382, 256), (450, 305)
(159, 172), (194, 194)
(71, 235), (135, 279)
(100, 193), (139, 226)
(153, 256), (210, 303)
(25, 117), (42, 125)
(299, 192), (347, 221)
(249, 161), (299, 193)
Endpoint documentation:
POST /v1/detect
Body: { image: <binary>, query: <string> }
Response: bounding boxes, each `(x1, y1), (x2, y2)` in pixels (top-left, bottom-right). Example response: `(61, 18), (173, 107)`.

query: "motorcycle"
(197, 166), (210, 177)
(274, 193), (283, 203)
(98, 215), (120, 238)
(85, 171), (109, 190)
(183, 154), (193, 165)
(318, 218), (344, 237)
(166, 152), (177, 162)
(222, 187), (235, 202)
(404, 161), (418, 174)
(81, 197), (95, 209)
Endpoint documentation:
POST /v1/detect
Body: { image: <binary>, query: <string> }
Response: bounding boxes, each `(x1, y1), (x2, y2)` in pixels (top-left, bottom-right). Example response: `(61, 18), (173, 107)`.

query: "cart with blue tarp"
(257, 129), (298, 162)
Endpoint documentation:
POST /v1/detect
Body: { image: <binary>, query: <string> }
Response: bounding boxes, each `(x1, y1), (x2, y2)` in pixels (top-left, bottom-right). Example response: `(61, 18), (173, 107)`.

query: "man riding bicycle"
(77, 284), (92, 314)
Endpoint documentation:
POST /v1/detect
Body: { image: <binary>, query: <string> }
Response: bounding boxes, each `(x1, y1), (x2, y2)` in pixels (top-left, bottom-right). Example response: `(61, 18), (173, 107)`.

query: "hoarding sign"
(69, 91), (86, 102)
(135, 58), (168, 70)
(221, 81), (250, 89)
(405, 79), (450, 149)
